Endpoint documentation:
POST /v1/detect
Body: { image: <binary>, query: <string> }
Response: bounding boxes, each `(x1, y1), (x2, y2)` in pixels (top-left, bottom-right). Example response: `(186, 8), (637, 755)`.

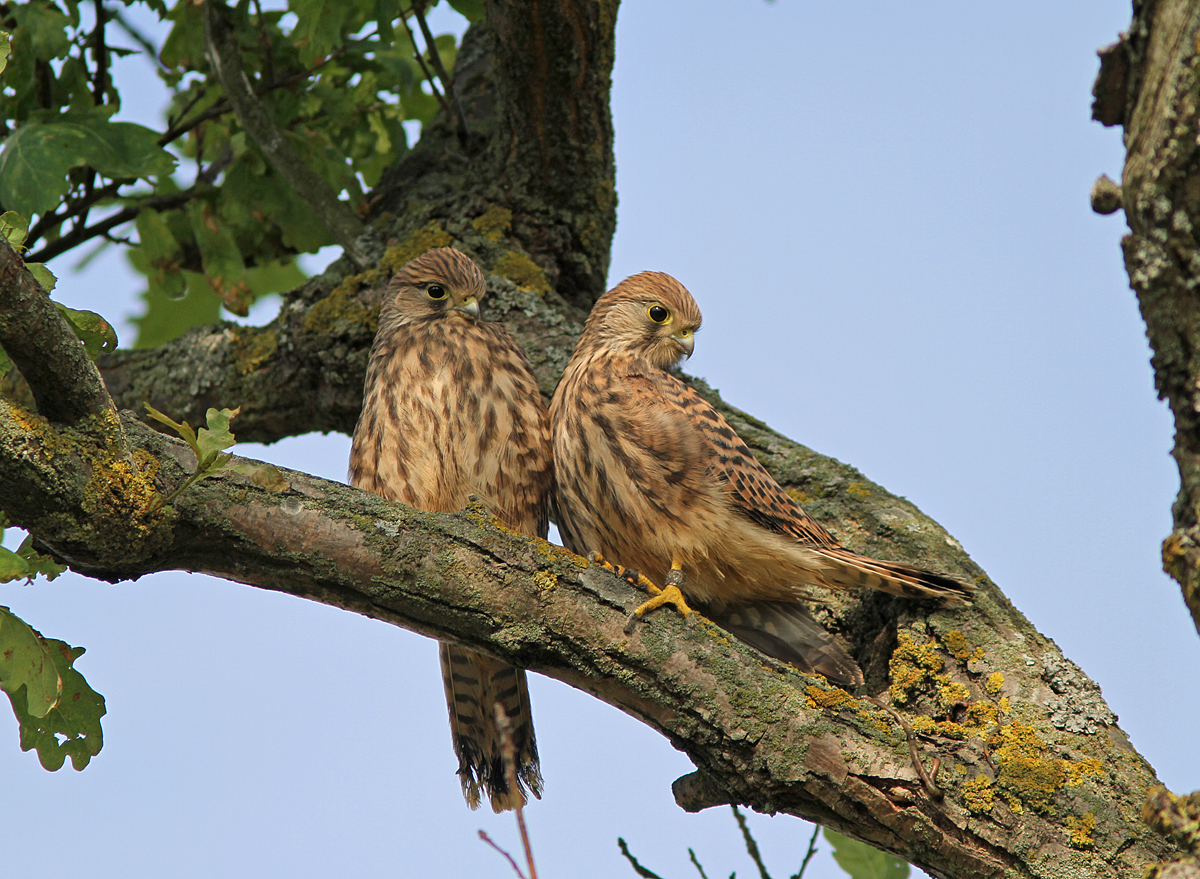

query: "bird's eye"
(427, 284), (448, 300)
(648, 305), (670, 324)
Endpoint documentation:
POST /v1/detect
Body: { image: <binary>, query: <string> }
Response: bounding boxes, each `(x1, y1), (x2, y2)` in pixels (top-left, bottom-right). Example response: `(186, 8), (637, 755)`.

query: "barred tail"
(708, 601), (863, 689)
(816, 549), (974, 606)
(439, 643), (543, 812)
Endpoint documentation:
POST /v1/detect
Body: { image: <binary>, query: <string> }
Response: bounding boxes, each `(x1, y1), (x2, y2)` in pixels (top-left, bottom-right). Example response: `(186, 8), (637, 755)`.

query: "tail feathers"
(708, 601), (863, 689)
(439, 644), (543, 812)
(816, 549), (974, 607)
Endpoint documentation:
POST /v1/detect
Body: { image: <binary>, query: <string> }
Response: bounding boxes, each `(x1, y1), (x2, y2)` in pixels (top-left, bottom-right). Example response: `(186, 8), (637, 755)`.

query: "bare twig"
(732, 805), (773, 879)
(866, 697), (945, 802)
(110, 7), (166, 69)
(687, 848), (711, 879)
(494, 703), (539, 879)
(790, 824), (820, 879)
(479, 830), (528, 879)
(617, 838), (668, 879)
(27, 188), (199, 264)
(410, 1), (472, 147)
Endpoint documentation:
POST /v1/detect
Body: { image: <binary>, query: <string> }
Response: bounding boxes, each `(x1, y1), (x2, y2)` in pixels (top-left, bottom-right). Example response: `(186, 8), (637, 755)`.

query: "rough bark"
(0, 1), (1189, 877)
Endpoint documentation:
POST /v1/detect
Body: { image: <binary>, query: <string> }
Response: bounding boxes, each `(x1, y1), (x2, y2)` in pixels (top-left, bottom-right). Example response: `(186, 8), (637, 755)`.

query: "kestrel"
(550, 272), (972, 688)
(349, 247), (551, 810)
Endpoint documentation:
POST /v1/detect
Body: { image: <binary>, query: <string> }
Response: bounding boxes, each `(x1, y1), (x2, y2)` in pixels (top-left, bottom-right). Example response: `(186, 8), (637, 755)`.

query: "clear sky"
(4, 2), (1190, 878)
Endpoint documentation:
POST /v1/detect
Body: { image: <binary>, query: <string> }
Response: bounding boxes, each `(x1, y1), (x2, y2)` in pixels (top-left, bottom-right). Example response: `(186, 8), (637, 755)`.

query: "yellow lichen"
(785, 488), (811, 504)
(965, 700), (998, 728)
(491, 251), (550, 294)
(1066, 812), (1096, 848)
(805, 684), (855, 711)
(471, 206), (513, 242)
(985, 672), (1005, 694)
(1066, 757), (1103, 785)
(910, 715), (968, 740)
(998, 696), (1011, 713)
(962, 775), (995, 814)
(382, 222), (454, 271)
(939, 680), (971, 711)
(845, 482), (871, 498)
(888, 633), (944, 704)
(532, 570), (557, 590)
(302, 287), (373, 334)
(990, 722), (1065, 814)
(942, 629), (984, 663)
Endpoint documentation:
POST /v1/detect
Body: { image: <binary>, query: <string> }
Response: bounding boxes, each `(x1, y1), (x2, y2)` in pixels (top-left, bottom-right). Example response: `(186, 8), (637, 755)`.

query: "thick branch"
(0, 238), (116, 424)
(0, 402), (1177, 878)
(1100, 0), (1200, 638)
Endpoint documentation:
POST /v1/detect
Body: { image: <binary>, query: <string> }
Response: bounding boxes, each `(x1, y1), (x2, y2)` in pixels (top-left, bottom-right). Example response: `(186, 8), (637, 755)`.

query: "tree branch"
(202, 0), (377, 268)
(0, 239), (116, 425)
(0, 397), (1179, 879)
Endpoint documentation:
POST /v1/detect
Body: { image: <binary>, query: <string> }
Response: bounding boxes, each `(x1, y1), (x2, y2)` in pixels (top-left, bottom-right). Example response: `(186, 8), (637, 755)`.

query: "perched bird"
(349, 247), (551, 810)
(550, 271), (972, 688)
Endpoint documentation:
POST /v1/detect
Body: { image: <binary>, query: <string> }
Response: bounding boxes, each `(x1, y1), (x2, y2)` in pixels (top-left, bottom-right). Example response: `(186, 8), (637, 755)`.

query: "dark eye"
(427, 284), (447, 300)
(648, 305), (669, 323)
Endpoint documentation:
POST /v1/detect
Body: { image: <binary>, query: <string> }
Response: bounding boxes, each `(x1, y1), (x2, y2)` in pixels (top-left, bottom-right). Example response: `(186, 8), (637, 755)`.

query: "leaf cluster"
(0, 0), (473, 346)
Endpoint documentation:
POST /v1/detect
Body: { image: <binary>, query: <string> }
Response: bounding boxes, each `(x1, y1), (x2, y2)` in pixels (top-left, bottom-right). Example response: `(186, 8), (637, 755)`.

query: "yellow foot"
(624, 566), (695, 634)
(587, 551), (658, 592)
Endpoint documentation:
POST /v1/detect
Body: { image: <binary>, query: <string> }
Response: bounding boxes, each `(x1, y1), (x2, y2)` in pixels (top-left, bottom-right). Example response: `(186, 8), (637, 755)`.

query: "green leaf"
(0, 116), (176, 217)
(9, 4), (71, 61)
(0, 606), (62, 719)
(0, 210), (28, 247)
(186, 200), (251, 316)
(14, 533), (66, 582)
(0, 30), (10, 77)
(823, 830), (909, 879)
(11, 637), (105, 771)
(195, 406), (241, 468)
(26, 262), (56, 292)
(128, 271), (222, 349)
(228, 461), (288, 492)
(56, 303), (117, 359)
(445, 0), (485, 23)
(144, 402), (198, 452)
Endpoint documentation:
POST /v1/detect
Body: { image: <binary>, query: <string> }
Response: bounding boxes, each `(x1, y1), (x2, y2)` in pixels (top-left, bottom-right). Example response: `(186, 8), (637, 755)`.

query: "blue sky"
(4, 2), (1190, 878)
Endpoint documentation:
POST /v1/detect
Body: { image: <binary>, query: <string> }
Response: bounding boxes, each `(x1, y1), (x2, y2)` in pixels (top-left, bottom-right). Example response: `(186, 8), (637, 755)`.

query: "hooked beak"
(453, 297), (480, 320)
(673, 330), (695, 359)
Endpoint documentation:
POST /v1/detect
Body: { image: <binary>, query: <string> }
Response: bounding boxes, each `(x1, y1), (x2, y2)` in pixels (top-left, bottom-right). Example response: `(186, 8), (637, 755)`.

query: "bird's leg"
(587, 551), (658, 592)
(623, 557), (695, 634)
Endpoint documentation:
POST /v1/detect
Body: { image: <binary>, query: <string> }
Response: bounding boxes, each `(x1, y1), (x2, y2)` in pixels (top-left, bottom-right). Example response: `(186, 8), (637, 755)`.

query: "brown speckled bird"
(349, 247), (551, 810)
(550, 271), (972, 688)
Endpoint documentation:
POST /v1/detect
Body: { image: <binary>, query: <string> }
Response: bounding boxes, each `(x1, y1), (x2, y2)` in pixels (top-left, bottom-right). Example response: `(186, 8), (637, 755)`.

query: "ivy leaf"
(11, 637), (106, 771)
(823, 830), (910, 879)
(0, 115), (176, 217)
(56, 303), (117, 359)
(0, 606), (62, 720)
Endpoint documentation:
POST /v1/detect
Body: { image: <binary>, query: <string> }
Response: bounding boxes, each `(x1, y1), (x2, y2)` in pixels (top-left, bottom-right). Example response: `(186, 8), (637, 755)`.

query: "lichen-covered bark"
(0, 398), (1178, 879)
(1090, 1), (1200, 875)
(0, 1), (1191, 876)
(1093, 0), (1200, 638)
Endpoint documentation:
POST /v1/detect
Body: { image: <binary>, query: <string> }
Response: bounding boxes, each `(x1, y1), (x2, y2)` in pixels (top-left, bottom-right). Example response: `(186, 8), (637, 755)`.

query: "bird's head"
(381, 247), (486, 328)
(582, 271), (702, 369)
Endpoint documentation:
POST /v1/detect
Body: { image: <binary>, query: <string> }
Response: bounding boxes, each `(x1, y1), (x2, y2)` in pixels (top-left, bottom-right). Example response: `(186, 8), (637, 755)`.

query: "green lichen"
(491, 251), (550, 295)
(962, 774), (995, 814)
(384, 222), (454, 270)
(302, 286), (373, 335)
(471, 206), (513, 242)
(1066, 812), (1097, 848)
(234, 329), (278, 375)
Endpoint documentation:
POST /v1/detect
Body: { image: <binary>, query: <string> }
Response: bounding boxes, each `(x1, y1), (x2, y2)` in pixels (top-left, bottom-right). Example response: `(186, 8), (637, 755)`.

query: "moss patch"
(491, 251), (550, 294)
(471, 206), (513, 242)
(234, 329), (278, 375)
